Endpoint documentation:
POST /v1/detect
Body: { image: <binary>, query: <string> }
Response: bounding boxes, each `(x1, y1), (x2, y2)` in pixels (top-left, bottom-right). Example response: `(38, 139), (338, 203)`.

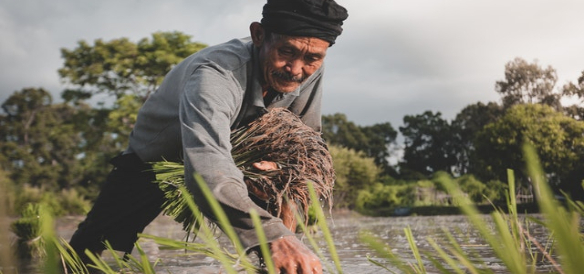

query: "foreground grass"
(3, 143), (583, 273)
(361, 144), (583, 274)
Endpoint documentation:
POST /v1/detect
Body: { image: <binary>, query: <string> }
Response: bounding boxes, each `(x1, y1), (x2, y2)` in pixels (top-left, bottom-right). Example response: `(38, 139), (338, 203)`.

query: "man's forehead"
(275, 35), (329, 53)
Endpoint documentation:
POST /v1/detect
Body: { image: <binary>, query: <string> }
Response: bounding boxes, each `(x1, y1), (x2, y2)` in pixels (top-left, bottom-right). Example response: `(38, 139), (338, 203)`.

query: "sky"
(1, 0), (584, 129)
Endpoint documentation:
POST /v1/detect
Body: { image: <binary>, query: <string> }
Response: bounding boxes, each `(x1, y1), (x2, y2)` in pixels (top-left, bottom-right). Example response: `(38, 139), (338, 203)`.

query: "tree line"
(1, 31), (583, 214)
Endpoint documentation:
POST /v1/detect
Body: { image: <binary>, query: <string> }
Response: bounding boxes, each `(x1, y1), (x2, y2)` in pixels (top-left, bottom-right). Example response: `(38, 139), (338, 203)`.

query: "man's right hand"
(269, 235), (322, 274)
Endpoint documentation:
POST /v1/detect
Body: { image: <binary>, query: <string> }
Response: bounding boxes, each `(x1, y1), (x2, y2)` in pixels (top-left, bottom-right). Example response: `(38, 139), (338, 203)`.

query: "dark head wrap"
(261, 0), (348, 46)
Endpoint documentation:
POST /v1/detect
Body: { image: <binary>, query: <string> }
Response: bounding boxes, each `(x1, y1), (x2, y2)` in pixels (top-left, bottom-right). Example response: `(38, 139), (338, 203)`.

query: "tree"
(59, 31), (207, 101)
(322, 113), (368, 149)
(322, 113), (398, 176)
(0, 88), (84, 190)
(360, 122), (398, 175)
(451, 102), (503, 175)
(495, 57), (560, 109)
(54, 32), (208, 199)
(474, 104), (584, 196)
(399, 111), (456, 177)
(106, 94), (142, 151)
(562, 70), (584, 120)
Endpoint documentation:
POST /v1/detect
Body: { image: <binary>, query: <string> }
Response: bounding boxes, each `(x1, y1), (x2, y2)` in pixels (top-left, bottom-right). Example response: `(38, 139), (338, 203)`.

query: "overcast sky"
(2, 0), (584, 128)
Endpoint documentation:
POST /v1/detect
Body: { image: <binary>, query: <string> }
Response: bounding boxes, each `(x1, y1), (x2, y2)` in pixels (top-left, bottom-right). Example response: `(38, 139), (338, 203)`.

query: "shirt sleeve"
(179, 64), (293, 250)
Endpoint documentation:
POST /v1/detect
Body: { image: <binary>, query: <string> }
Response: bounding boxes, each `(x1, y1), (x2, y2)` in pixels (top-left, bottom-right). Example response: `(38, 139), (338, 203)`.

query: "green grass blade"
(437, 174), (527, 273)
(192, 174), (247, 254)
(440, 229), (489, 274)
(293, 209), (336, 274)
(359, 231), (414, 274)
(523, 144), (584, 273)
(307, 182), (343, 274)
(250, 209), (276, 274)
(404, 226), (426, 273)
(426, 237), (468, 274)
(39, 207), (58, 274)
(176, 183), (240, 274)
(366, 255), (401, 274)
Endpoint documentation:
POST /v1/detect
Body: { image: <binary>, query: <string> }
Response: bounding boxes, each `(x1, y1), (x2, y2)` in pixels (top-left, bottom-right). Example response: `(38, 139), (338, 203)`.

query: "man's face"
(259, 35), (329, 93)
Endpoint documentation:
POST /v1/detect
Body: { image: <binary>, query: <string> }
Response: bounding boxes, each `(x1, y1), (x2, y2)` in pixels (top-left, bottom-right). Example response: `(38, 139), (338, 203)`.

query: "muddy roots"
(232, 108), (335, 222)
(154, 108), (335, 232)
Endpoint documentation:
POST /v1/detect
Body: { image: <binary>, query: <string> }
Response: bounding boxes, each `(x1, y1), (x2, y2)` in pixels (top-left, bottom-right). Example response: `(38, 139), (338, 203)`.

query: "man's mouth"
(272, 71), (305, 83)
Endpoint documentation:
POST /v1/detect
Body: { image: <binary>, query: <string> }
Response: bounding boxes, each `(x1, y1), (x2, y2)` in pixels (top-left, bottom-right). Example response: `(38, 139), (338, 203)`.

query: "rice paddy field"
(13, 212), (561, 274)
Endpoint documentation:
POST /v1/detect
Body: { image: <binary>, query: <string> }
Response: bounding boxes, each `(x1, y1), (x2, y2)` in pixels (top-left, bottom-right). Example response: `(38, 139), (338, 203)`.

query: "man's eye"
(305, 55), (321, 63)
(279, 49), (294, 56)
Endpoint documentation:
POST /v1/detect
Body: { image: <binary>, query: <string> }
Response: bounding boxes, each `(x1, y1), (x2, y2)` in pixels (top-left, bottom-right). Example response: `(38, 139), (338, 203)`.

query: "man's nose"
(285, 59), (304, 77)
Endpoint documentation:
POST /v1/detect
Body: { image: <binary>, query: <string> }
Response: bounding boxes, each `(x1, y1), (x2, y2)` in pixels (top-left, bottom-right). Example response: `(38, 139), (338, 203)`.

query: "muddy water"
(23, 212), (557, 273)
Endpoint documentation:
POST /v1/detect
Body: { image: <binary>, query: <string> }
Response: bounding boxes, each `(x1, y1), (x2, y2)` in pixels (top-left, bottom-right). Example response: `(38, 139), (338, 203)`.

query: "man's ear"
(250, 22), (265, 47)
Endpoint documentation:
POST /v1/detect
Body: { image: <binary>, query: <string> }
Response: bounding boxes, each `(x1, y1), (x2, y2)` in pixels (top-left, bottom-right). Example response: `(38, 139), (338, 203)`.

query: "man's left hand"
(270, 235), (322, 274)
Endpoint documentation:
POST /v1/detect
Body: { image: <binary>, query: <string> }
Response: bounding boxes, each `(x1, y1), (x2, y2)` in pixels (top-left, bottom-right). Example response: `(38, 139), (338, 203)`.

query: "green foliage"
(59, 31), (207, 101)
(11, 185), (90, 216)
(496, 57), (560, 109)
(474, 103), (584, 190)
(451, 101), (504, 175)
(355, 173), (506, 212)
(152, 161), (200, 234)
(1, 32), (206, 203)
(328, 145), (381, 208)
(322, 113), (368, 151)
(0, 88), (92, 191)
(10, 203), (45, 259)
(523, 144), (584, 273)
(455, 174), (506, 203)
(399, 111), (456, 177)
(562, 70), (584, 120)
(322, 113), (398, 176)
(364, 149), (584, 274)
(106, 94), (142, 151)
(0, 169), (16, 215)
(355, 183), (414, 211)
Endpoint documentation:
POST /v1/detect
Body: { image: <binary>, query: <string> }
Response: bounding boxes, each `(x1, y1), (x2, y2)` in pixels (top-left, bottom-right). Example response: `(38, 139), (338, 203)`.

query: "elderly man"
(69, 0), (348, 273)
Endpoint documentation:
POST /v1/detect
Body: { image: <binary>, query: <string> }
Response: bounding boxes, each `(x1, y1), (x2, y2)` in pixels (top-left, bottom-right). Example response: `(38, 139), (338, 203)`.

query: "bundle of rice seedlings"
(153, 108), (335, 234)
(10, 203), (45, 258)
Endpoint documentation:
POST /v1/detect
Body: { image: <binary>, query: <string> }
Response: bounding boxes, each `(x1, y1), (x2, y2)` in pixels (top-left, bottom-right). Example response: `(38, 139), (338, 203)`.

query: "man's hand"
(252, 160), (279, 171)
(270, 235), (322, 274)
(253, 161), (317, 272)
(252, 160), (297, 231)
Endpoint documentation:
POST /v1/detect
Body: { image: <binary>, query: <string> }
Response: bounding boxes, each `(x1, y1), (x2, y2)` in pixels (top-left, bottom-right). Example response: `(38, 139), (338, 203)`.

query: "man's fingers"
(298, 258), (322, 274)
(271, 236), (322, 274)
(253, 160), (279, 171)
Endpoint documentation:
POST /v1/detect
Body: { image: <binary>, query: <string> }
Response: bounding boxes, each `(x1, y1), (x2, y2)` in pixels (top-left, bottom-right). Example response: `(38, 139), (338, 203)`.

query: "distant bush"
(355, 183), (414, 211)
(12, 185), (90, 216)
(355, 173), (508, 213)
(456, 174), (507, 203)
(329, 145), (381, 208)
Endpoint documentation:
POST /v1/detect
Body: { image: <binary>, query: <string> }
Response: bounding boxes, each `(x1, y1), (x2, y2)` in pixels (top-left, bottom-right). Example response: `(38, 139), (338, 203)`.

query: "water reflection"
(22, 213), (558, 274)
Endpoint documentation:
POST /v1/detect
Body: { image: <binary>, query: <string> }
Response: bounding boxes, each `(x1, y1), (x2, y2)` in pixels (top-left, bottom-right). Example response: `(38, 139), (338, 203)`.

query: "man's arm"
(178, 65), (293, 248)
(179, 65), (323, 273)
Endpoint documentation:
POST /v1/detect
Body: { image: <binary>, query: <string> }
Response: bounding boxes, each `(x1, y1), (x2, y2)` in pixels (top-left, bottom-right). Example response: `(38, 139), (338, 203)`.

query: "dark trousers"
(69, 153), (165, 256)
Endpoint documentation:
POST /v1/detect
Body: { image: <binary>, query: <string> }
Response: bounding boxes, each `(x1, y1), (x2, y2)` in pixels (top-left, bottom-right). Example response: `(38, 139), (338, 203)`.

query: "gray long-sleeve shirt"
(126, 37), (324, 249)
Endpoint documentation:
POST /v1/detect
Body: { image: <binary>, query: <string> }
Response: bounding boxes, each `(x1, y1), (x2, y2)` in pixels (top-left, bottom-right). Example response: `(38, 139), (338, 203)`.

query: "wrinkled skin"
(252, 161), (322, 274)
(249, 22), (329, 94)
(270, 235), (322, 274)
